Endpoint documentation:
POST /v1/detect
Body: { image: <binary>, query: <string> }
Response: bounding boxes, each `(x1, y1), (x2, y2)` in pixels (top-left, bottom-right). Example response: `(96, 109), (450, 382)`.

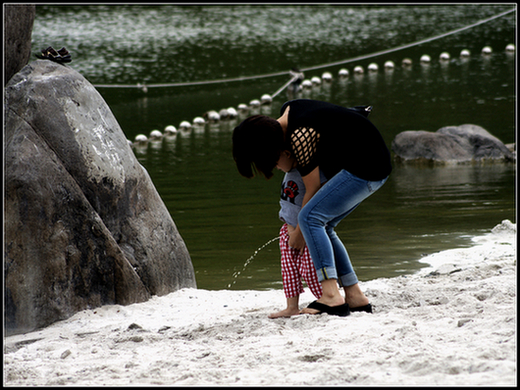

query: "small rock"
(158, 326), (171, 333)
(60, 349), (72, 359)
(457, 319), (472, 327)
(127, 323), (143, 331)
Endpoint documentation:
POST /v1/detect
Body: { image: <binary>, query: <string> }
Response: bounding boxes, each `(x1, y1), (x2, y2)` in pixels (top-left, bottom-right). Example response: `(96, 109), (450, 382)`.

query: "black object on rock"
(36, 46), (71, 63)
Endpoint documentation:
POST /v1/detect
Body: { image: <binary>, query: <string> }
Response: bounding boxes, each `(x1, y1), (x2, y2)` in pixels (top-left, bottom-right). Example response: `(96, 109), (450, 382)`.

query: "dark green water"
(32, 4), (516, 290)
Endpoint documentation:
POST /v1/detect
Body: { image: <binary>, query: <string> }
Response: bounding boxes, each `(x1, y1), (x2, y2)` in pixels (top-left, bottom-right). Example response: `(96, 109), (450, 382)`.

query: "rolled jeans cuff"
(316, 266), (338, 283)
(338, 272), (359, 288)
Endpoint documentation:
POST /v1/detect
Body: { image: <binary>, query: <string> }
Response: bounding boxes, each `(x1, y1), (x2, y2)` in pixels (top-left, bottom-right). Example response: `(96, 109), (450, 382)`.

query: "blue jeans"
(298, 169), (388, 287)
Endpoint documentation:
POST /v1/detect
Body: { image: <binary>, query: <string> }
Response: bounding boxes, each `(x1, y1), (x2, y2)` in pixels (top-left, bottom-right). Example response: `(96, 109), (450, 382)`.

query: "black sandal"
(306, 301), (350, 317)
(350, 303), (373, 313)
(36, 46), (72, 64)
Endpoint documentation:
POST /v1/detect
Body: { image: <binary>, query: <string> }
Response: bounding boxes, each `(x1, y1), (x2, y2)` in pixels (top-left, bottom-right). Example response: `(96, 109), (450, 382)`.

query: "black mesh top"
(280, 99), (392, 181)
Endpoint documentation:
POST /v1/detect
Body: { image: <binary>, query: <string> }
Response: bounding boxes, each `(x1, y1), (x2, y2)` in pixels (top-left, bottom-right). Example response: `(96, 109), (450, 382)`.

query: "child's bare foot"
(268, 308), (301, 319)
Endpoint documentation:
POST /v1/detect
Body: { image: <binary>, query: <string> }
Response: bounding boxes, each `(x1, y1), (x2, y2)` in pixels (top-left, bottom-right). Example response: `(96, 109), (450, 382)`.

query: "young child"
(268, 153), (327, 318)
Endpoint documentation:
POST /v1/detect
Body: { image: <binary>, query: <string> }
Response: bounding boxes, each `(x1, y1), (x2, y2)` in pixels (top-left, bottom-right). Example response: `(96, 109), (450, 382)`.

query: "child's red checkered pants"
(279, 224), (323, 299)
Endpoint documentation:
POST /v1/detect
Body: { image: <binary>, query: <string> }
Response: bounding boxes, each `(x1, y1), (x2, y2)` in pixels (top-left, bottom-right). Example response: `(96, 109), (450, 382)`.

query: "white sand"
(4, 220), (516, 386)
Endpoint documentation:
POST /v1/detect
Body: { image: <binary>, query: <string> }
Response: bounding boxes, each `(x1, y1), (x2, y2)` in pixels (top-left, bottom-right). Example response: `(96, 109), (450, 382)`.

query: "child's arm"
(288, 167), (322, 251)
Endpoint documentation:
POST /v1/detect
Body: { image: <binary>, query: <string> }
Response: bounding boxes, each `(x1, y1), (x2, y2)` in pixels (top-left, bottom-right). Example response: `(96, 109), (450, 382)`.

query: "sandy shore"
(3, 220), (516, 386)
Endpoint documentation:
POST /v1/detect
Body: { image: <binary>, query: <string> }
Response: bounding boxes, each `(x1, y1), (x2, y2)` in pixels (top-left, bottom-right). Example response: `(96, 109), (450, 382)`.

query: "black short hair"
(232, 115), (286, 179)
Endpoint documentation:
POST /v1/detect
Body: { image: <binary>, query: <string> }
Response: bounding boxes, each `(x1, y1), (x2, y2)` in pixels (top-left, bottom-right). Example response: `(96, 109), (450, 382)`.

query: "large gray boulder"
(391, 124), (514, 164)
(4, 60), (197, 336)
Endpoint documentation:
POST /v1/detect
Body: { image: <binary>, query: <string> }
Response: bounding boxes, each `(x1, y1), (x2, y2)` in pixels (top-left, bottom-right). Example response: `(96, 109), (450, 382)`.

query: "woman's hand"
(288, 225), (306, 251)
(289, 166), (322, 252)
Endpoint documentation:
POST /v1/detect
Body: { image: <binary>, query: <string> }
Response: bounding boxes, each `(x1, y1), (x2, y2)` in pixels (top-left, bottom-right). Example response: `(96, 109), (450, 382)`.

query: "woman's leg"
(343, 283), (370, 309)
(328, 175), (388, 287)
(299, 170), (388, 309)
(298, 170), (371, 280)
(325, 206), (360, 287)
(325, 214), (369, 308)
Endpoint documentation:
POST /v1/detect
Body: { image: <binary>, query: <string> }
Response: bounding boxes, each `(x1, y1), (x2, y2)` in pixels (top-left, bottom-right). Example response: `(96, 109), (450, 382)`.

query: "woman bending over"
(232, 99), (392, 316)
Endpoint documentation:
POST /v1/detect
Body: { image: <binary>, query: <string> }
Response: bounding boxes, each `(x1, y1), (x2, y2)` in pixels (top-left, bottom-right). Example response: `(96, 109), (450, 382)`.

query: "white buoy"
(301, 79), (313, 89)
(164, 125), (177, 136)
(353, 65), (364, 74)
(238, 103), (249, 112)
(193, 117), (205, 125)
(420, 54), (431, 63)
(439, 52), (450, 61)
(203, 111), (220, 122)
(402, 58), (412, 66)
(249, 99), (261, 108)
(311, 76), (321, 85)
(135, 134), (148, 143)
(261, 94), (272, 104)
(179, 121), (192, 131)
(460, 49), (471, 57)
(505, 44), (515, 52)
(368, 63), (378, 72)
(149, 130), (163, 139)
(227, 107), (238, 119)
(219, 109), (231, 120)
(321, 72), (332, 82)
(338, 68), (349, 77)
(482, 46), (492, 55)
(384, 61), (395, 69)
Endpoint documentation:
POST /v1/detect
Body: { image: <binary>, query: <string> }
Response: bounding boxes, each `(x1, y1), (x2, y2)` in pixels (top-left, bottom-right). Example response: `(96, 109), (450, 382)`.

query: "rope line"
(93, 69), (291, 89)
(93, 8), (515, 90)
(299, 7), (515, 72)
(271, 74), (301, 99)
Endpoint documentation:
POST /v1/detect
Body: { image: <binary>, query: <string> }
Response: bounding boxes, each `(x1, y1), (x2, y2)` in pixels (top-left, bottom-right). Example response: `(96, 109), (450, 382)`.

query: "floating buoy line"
(129, 41), (515, 150)
(98, 8), (514, 91)
(112, 7), (515, 149)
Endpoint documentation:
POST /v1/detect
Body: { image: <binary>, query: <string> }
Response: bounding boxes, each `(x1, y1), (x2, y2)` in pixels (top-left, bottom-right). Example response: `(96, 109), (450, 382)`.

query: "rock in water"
(4, 60), (197, 336)
(391, 124), (514, 164)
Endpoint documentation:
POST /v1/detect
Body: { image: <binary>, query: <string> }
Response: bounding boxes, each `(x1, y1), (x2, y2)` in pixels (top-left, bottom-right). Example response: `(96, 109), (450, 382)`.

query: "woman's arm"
(288, 166), (321, 251)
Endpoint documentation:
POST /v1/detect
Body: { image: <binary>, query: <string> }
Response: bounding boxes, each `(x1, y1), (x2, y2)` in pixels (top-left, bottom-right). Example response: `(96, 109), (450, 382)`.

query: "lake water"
(31, 4), (516, 290)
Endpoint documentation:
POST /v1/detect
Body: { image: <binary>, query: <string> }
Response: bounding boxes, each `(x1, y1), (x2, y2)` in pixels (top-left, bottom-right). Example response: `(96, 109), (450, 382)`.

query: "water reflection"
(30, 4), (516, 290)
(116, 38), (514, 290)
(132, 115), (514, 289)
(334, 163), (515, 281)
